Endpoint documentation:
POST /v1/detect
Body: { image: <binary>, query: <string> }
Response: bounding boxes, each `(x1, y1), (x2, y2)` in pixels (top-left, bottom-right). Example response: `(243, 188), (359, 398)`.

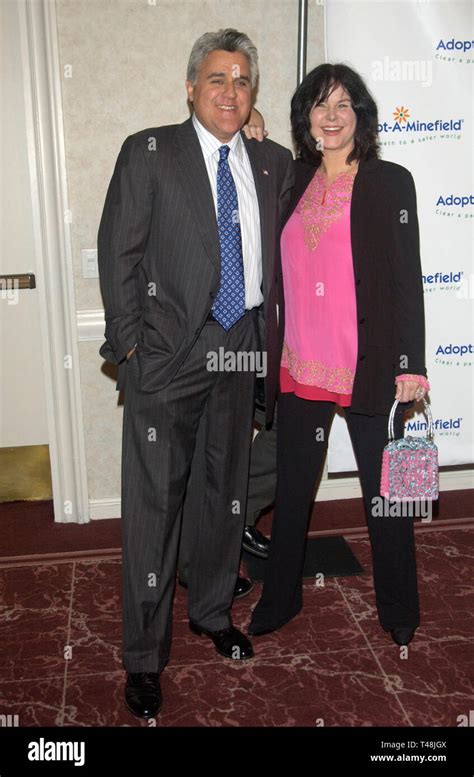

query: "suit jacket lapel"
(172, 118), (221, 275)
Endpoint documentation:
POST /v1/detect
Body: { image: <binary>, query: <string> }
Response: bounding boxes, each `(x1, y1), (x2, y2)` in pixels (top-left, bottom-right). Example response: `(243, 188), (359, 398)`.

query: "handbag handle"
(388, 397), (433, 442)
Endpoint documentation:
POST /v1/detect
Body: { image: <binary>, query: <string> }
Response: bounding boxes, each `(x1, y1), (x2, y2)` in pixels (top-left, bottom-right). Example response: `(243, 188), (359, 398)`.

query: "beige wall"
(55, 0), (325, 506)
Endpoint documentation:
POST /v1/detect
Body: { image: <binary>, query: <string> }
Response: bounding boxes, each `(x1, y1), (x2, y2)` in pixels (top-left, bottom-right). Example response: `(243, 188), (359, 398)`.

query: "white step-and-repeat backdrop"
(324, 0), (473, 472)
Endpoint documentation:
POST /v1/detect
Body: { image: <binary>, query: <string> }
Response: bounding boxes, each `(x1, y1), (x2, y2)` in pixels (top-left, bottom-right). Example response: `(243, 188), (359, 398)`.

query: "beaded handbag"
(380, 399), (439, 501)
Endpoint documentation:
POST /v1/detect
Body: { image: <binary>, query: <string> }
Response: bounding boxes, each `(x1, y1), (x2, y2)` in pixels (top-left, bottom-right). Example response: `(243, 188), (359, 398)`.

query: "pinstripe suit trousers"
(120, 310), (258, 673)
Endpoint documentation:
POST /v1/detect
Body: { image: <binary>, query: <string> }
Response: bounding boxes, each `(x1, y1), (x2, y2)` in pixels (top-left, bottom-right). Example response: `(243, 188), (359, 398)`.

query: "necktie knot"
(219, 145), (231, 162)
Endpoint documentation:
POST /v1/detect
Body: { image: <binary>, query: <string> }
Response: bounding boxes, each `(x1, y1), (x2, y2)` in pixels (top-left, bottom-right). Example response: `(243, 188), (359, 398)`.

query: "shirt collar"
(192, 113), (244, 162)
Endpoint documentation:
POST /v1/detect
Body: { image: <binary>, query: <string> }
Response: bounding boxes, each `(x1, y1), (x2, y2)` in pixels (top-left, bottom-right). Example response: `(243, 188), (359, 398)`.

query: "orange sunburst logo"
(393, 106), (410, 123)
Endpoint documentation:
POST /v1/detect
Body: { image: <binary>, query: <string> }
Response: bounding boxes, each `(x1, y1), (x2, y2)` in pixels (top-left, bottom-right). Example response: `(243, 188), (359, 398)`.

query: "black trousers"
(249, 392), (420, 633)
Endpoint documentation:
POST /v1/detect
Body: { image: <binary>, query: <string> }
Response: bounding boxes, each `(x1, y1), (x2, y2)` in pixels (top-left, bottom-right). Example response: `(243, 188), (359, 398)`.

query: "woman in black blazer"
(247, 64), (430, 646)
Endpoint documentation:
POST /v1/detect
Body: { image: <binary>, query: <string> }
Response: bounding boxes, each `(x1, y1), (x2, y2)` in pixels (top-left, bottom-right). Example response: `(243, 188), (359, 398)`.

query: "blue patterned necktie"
(211, 145), (245, 330)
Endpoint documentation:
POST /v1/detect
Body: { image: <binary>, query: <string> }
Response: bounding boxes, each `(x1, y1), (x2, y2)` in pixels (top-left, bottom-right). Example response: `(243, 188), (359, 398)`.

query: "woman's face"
(309, 84), (357, 156)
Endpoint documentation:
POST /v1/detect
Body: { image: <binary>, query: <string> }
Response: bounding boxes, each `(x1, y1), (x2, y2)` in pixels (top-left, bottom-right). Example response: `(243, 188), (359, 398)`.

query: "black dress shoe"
(242, 526), (270, 559)
(390, 627), (417, 646)
(178, 576), (254, 600)
(125, 672), (162, 719)
(189, 622), (254, 660)
(234, 577), (254, 599)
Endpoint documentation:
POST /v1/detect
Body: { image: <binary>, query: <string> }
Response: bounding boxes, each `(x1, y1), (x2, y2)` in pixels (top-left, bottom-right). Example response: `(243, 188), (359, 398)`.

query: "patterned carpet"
(0, 494), (472, 727)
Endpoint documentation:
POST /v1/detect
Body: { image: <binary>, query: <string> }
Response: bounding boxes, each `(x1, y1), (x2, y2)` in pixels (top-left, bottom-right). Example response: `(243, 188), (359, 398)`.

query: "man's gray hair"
(187, 28), (259, 89)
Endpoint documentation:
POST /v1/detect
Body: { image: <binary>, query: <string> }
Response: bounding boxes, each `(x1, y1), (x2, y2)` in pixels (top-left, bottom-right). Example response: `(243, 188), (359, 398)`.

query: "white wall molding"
(89, 498), (121, 521)
(438, 469), (474, 493)
(89, 469), (473, 520)
(19, 0), (89, 522)
(320, 468), (473, 503)
(77, 309), (105, 342)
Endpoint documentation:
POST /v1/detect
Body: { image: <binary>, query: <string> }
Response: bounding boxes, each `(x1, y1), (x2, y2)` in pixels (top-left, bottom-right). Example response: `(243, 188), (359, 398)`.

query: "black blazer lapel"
(172, 118), (221, 275)
(350, 156), (379, 289)
(282, 159), (316, 230)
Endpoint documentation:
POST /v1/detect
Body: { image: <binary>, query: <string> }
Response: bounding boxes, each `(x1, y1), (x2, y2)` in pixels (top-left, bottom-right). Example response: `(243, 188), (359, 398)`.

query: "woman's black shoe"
(390, 627), (417, 646)
(248, 605), (302, 636)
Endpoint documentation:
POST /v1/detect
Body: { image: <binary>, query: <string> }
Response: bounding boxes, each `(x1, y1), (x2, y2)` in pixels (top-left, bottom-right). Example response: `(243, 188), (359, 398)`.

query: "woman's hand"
(395, 378), (427, 403)
(242, 107), (268, 142)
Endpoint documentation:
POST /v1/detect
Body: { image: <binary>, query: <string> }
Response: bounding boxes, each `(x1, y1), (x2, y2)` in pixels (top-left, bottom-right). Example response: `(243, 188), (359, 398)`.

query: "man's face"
(186, 50), (252, 142)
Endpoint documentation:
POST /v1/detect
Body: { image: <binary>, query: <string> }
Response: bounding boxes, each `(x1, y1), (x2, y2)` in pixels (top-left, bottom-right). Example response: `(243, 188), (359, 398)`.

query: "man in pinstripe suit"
(98, 29), (293, 718)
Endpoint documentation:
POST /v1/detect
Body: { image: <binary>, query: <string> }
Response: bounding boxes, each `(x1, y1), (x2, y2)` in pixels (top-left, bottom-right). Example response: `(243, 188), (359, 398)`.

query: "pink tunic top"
(280, 168), (358, 406)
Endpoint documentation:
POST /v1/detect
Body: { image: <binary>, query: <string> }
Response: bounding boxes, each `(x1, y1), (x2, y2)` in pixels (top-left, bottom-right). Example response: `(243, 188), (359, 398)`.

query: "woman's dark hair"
(291, 63), (380, 166)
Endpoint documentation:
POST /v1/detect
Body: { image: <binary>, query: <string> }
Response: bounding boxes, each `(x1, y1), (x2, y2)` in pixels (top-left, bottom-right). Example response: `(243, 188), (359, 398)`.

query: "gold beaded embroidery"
(281, 342), (355, 394)
(297, 168), (357, 251)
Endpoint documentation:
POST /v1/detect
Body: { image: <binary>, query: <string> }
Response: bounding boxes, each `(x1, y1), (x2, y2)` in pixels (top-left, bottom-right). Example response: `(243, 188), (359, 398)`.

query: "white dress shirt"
(192, 113), (263, 310)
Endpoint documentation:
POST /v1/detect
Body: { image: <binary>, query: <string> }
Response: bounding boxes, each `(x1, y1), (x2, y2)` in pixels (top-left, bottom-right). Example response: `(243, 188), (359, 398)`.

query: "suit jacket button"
(359, 354), (366, 361)
(356, 278), (361, 285)
(359, 317), (365, 324)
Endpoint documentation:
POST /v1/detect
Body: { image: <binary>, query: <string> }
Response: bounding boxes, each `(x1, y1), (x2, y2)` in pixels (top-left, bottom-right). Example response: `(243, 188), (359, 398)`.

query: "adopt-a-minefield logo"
(378, 106), (464, 146)
(423, 271), (464, 294)
(434, 342), (474, 367)
(405, 415), (463, 438)
(435, 193), (473, 219)
(435, 37), (473, 64)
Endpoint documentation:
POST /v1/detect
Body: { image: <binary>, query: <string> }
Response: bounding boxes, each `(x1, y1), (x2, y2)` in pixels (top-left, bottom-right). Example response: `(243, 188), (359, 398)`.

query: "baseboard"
(318, 469), (473, 501)
(89, 497), (121, 520)
(89, 470), (473, 519)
